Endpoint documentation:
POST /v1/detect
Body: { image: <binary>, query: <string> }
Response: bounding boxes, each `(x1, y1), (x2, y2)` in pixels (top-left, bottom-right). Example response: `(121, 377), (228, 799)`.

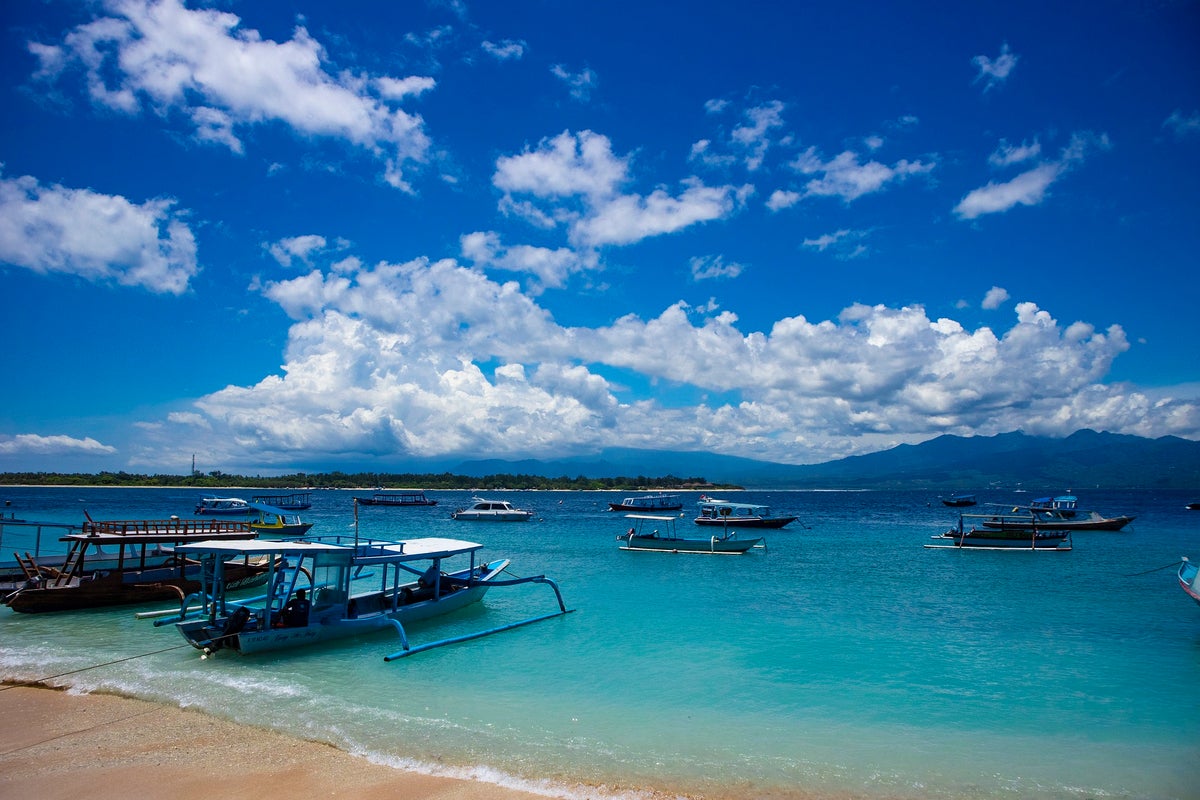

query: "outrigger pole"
(383, 575), (573, 662)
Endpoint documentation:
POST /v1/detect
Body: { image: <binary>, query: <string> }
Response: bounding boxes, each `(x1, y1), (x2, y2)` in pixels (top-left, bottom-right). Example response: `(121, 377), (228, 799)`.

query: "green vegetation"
(0, 471), (733, 491)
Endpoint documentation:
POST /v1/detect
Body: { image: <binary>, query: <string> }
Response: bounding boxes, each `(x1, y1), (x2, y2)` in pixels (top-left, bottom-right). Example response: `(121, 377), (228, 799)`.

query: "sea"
(1, 486), (1197, 800)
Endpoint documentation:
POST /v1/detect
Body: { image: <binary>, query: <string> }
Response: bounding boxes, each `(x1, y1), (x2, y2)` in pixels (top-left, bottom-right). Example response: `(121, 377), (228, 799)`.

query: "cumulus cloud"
(690, 254), (744, 281)
(134, 253), (1198, 469)
(802, 229), (868, 260)
(268, 235), (328, 268)
(0, 433), (117, 455)
(789, 147), (935, 202)
(955, 131), (1111, 220)
(482, 39), (527, 60)
(29, 0), (433, 191)
(973, 43), (1018, 91)
(551, 64), (598, 101)
(0, 171), (198, 294)
(460, 230), (591, 290)
(982, 286), (1010, 309)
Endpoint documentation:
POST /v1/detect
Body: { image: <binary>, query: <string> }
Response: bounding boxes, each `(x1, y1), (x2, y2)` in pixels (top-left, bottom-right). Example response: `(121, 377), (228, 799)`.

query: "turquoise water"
(1, 487), (1197, 799)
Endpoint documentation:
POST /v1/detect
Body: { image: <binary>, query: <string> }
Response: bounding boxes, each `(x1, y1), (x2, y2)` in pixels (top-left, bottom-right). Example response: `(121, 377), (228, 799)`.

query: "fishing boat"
(941, 493), (977, 507)
(451, 498), (534, 521)
(250, 492), (312, 510)
(164, 535), (571, 660)
(355, 491), (438, 507)
(617, 514), (764, 554)
(979, 509), (1134, 532)
(607, 493), (683, 512)
(248, 503), (313, 538)
(194, 496), (252, 515)
(1180, 558), (1200, 607)
(926, 513), (1072, 550)
(695, 496), (796, 529)
(1030, 494), (1078, 517)
(4, 517), (263, 613)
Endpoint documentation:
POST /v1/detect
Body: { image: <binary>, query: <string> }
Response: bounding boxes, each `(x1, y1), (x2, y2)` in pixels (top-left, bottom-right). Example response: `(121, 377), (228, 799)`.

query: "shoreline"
(0, 683), (649, 800)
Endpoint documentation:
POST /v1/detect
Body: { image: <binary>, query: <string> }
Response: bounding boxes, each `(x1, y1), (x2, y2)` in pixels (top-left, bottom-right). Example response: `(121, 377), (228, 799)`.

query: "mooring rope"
(0, 642), (194, 693)
(1125, 559), (1183, 577)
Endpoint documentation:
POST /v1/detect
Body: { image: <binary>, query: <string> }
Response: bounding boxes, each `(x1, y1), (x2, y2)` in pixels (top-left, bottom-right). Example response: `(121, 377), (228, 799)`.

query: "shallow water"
(1, 486), (1197, 799)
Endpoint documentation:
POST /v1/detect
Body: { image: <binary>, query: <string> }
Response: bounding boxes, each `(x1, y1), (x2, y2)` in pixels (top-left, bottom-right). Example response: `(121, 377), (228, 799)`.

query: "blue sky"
(1, 0), (1198, 475)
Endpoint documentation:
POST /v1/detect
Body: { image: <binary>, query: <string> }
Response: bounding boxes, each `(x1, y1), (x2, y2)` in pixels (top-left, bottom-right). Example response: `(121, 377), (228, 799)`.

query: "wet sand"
(0, 684), (561, 800)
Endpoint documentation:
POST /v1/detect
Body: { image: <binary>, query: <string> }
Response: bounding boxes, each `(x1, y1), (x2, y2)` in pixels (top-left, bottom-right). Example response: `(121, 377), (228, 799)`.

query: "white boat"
(617, 514), (764, 554)
(451, 498), (534, 521)
(166, 536), (571, 660)
(695, 496), (797, 529)
(194, 496), (252, 515)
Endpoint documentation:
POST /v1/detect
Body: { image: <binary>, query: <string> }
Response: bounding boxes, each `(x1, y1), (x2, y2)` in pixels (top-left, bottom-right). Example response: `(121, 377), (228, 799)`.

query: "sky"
(1, 0), (1198, 476)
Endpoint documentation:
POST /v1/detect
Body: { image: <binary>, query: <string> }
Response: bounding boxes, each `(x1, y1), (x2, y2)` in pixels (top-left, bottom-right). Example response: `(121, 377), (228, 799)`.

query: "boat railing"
(82, 518), (253, 536)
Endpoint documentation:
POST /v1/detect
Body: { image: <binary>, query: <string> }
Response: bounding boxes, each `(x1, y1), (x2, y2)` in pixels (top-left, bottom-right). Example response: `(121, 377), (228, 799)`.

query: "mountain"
(452, 430), (1200, 489)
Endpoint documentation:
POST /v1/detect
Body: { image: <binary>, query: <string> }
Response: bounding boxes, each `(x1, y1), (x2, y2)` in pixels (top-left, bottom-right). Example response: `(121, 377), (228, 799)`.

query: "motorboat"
(165, 535), (571, 659)
(926, 513), (1072, 550)
(355, 491), (438, 507)
(979, 509), (1134, 531)
(1030, 494), (1078, 517)
(607, 493), (683, 512)
(248, 503), (314, 538)
(617, 514), (764, 554)
(194, 496), (252, 515)
(695, 496), (796, 529)
(1180, 557), (1200, 607)
(250, 492), (312, 510)
(941, 493), (977, 507)
(451, 498), (534, 521)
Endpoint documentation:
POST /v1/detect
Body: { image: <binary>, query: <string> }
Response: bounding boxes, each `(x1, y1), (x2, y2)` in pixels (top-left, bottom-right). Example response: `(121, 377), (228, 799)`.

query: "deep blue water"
(1, 486), (1197, 799)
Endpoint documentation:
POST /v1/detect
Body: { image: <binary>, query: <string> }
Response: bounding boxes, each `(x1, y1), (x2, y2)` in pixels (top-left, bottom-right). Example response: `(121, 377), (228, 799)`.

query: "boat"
(4, 516), (263, 613)
(979, 509), (1134, 532)
(194, 496), (252, 515)
(1187, 503), (1200, 511)
(617, 513), (764, 554)
(607, 493), (683, 512)
(941, 493), (977, 507)
(926, 513), (1072, 550)
(164, 535), (571, 660)
(355, 491), (438, 507)
(1030, 494), (1078, 517)
(250, 492), (312, 510)
(694, 496), (796, 529)
(1180, 557), (1200, 607)
(248, 503), (314, 538)
(450, 498), (534, 521)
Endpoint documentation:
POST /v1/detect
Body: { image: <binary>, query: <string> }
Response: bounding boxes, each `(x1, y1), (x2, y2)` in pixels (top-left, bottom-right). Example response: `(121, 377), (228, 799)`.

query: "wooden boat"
(250, 492), (312, 510)
(4, 517), (262, 613)
(1030, 494), (1078, 517)
(979, 509), (1134, 531)
(617, 514), (764, 554)
(926, 513), (1072, 550)
(1180, 557), (1200, 607)
(694, 496), (796, 529)
(941, 494), (977, 507)
(451, 498), (534, 521)
(194, 496), (252, 515)
(165, 536), (571, 660)
(607, 493), (683, 512)
(248, 503), (313, 538)
(355, 491), (438, 507)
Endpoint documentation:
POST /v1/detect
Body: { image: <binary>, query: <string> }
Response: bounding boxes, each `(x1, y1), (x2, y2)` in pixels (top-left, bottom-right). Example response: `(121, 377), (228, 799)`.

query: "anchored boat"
(1180, 557), (1200, 608)
(607, 493), (683, 512)
(695, 496), (796, 529)
(355, 491), (438, 507)
(927, 512), (1073, 550)
(164, 535), (571, 660)
(617, 513), (765, 554)
(450, 498), (534, 521)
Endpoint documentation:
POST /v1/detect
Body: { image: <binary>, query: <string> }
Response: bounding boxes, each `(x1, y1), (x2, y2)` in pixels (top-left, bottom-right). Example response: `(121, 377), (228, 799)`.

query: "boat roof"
(175, 539), (349, 555)
(175, 536), (484, 560)
(65, 530), (256, 545)
(382, 537), (484, 558)
(697, 499), (767, 509)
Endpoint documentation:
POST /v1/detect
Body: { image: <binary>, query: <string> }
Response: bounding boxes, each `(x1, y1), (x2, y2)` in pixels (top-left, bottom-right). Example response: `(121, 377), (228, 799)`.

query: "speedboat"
(695, 496), (796, 528)
(165, 536), (571, 659)
(194, 496), (252, 515)
(607, 493), (683, 512)
(248, 503), (313, 538)
(617, 514), (764, 554)
(451, 498), (534, 521)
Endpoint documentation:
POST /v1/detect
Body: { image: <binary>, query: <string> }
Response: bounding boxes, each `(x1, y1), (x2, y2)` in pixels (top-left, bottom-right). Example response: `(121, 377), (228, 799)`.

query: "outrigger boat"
(355, 491), (438, 507)
(926, 512), (1073, 550)
(617, 514), (765, 554)
(250, 492), (312, 510)
(163, 535), (571, 660)
(979, 508), (1134, 532)
(1180, 557), (1200, 608)
(4, 516), (262, 613)
(695, 496), (796, 529)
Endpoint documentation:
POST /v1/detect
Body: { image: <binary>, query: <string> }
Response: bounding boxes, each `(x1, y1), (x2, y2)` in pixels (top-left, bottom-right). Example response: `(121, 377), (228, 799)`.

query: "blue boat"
(1181, 557), (1200, 607)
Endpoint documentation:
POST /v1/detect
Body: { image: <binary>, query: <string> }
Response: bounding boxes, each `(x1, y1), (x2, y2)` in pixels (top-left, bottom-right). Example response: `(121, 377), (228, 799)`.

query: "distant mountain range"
(454, 430), (1200, 490)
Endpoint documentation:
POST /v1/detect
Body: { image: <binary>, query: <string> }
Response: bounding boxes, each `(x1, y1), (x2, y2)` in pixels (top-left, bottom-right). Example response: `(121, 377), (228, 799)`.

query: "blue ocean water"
(1, 486), (1197, 799)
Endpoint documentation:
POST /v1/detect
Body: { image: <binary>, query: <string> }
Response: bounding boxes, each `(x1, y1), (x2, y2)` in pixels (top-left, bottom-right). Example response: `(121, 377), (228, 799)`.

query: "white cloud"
(1162, 109), (1200, 140)
(482, 39), (527, 60)
(133, 254), (1198, 469)
(982, 286), (1010, 309)
(0, 171), (198, 294)
(731, 101), (785, 170)
(460, 230), (590, 290)
(550, 64), (598, 102)
(268, 235), (328, 268)
(31, 0), (433, 192)
(790, 148), (935, 202)
(988, 139), (1041, 167)
(802, 229), (867, 259)
(766, 189), (800, 211)
(0, 433), (117, 455)
(972, 43), (1018, 91)
(690, 254), (744, 281)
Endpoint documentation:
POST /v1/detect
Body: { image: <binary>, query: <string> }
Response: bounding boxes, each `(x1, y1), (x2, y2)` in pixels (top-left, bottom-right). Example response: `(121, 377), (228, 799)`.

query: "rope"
(0, 642), (194, 693)
(1126, 559), (1183, 577)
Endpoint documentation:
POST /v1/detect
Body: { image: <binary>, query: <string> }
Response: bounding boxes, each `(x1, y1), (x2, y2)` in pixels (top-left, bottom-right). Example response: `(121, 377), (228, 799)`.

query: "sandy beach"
(0, 684), (561, 800)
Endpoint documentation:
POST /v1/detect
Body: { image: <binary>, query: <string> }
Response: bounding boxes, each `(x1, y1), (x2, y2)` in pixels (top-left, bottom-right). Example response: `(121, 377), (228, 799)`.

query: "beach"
(0, 684), (559, 800)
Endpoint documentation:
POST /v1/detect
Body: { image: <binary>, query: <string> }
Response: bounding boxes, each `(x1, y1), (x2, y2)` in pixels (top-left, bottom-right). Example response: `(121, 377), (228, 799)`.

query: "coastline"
(0, 683), (591, 800)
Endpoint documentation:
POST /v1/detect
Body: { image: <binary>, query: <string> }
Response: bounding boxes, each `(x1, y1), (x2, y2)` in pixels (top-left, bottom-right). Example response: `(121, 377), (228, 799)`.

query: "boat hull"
(980, 515), (1134, 532)
(926, 530), (1072, 550)
(693, 516), (795, 529)
(618, 534), (763, 554)
(1180, 559), (1200, 607)
(451, 511), (532, 521)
